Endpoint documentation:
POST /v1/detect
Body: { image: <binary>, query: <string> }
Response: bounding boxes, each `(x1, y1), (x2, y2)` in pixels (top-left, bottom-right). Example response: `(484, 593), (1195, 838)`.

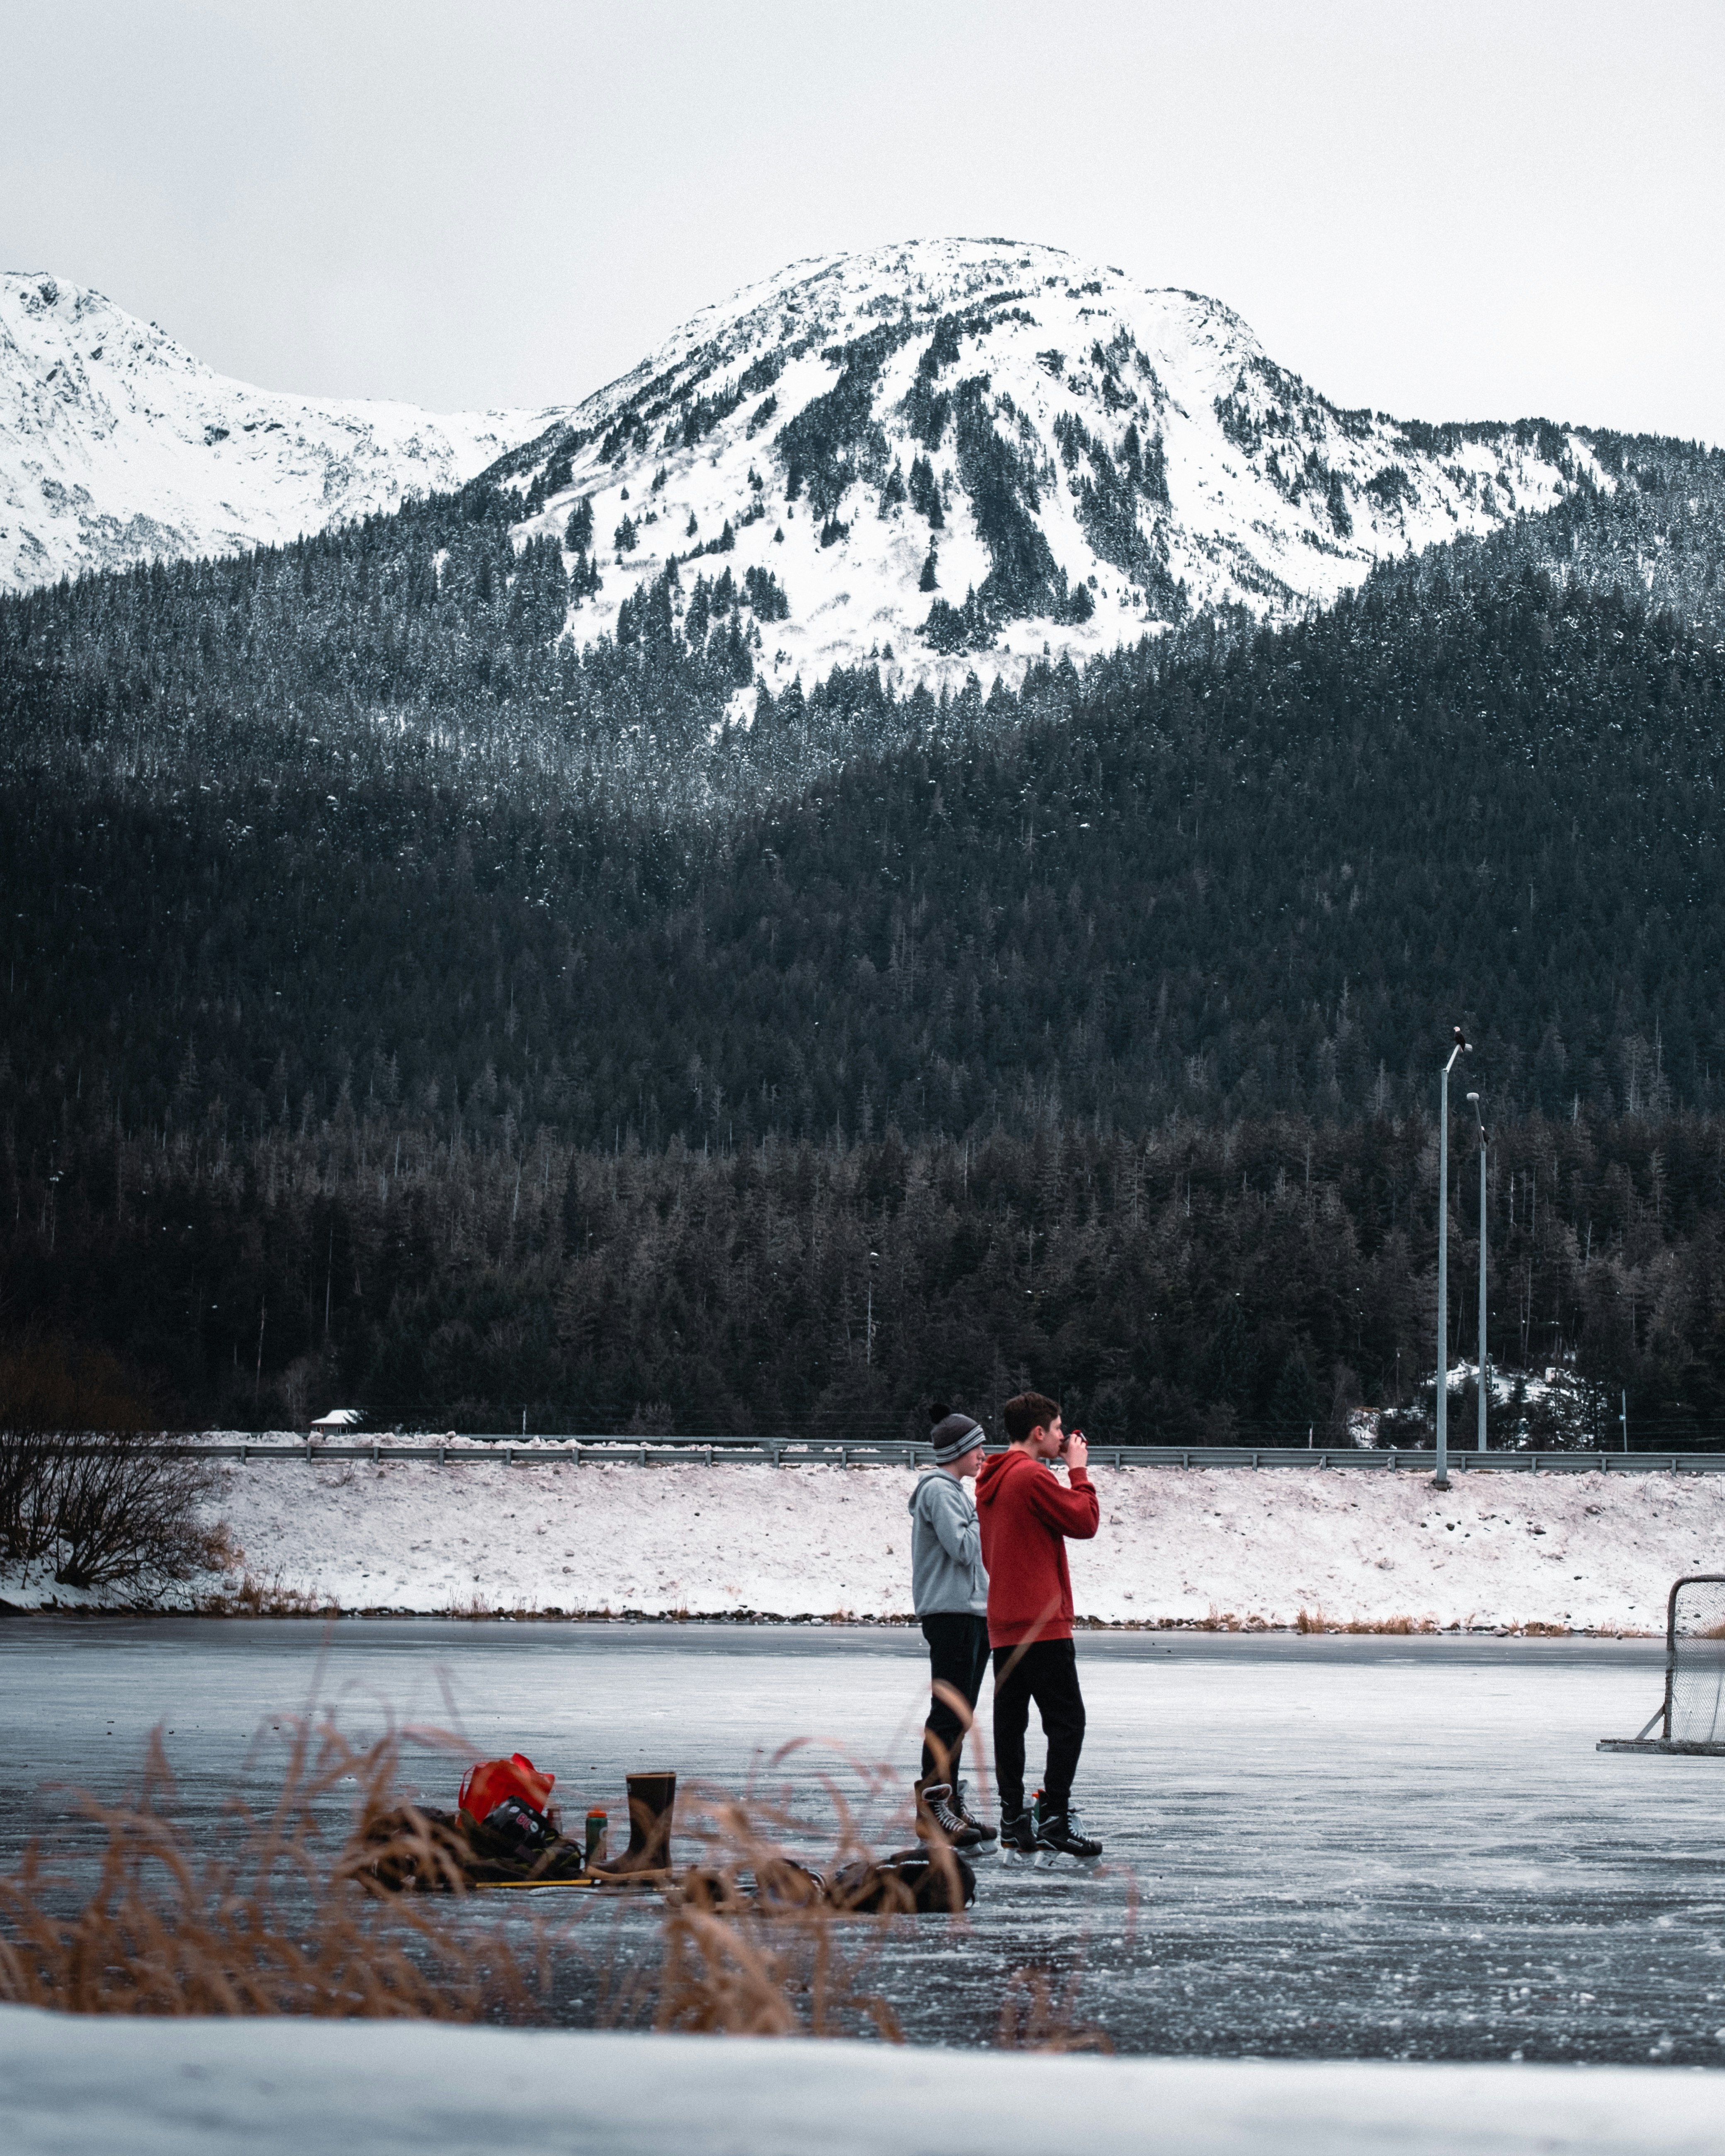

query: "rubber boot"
(593, 1771), (676, 1884)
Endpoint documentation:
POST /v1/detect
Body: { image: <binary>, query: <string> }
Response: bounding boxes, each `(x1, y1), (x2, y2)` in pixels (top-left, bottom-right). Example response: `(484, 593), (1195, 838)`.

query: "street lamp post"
(1467, 1091), (1488, 1454)
(1436, 1028), (1469, 1488)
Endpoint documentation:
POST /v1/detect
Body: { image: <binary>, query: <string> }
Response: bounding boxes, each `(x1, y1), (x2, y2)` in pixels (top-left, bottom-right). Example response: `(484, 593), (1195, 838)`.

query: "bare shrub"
(48, 1436), (226, 1588)
(0, 1334), (226, 1587)
(0, 1421), (53, 1566)
(0, 1335), (149, 1564)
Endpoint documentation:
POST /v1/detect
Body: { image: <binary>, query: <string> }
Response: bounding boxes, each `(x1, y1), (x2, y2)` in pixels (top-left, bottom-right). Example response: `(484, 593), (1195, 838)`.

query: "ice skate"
(1032, 1797), (1102, 1867)
(952, 1778), (997, 1846)
(914, 1777), (985, 1851)
(997, 1806), (1037, 1862)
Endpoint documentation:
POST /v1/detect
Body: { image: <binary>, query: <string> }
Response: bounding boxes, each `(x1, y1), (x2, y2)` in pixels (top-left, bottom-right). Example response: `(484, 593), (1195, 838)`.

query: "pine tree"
(1268, 1350), (1321, 1444)
(919, 545), (939, 592)
(909, 457), (944, 529)
(743, 566), (789, 620)
(921, 596), (967, 653)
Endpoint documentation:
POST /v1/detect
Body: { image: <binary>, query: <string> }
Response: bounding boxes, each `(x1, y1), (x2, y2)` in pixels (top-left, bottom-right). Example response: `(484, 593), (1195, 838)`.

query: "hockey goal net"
(1668, 1576), (1725, 1745)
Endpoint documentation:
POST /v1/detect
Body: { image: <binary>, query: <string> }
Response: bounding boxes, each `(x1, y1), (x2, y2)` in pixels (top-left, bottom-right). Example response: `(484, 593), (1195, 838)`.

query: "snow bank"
(7, 1457), (1722, 1629)
(2, 2008), (1719, 2156)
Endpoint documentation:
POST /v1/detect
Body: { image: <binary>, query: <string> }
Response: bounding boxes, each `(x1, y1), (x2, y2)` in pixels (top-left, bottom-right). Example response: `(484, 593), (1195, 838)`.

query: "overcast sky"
(5, 0), (1720, 442)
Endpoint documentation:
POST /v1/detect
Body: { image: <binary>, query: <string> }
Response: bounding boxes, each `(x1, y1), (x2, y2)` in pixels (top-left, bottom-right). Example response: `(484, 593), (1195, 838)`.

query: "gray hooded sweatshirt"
(909, 1469), (989, 1616)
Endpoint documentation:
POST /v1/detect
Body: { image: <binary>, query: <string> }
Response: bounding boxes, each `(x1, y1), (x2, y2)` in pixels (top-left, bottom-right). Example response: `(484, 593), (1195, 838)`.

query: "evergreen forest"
(5, 432), (1725, 1442)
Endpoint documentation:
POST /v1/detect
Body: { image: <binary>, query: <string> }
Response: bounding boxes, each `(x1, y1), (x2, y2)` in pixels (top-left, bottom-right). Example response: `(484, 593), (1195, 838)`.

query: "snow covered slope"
(8, 1455), (1716, 1630)
(503, 238), (1608, 688)
(0, 273), (552, 592)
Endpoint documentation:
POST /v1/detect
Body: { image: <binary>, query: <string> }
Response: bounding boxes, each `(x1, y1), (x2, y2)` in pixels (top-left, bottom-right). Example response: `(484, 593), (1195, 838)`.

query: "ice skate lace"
(1042, 1803), (1097, 1847)
(952, 1780), (991, 1828)
(927, 1788), (969, 1835)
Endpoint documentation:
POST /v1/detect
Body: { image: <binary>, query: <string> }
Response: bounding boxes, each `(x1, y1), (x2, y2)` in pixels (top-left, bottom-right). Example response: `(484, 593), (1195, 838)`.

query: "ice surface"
(8, 1454), (1719, 1633)
(2, 1620), (1721, 2066)
(4, 2011), (1724, 2156)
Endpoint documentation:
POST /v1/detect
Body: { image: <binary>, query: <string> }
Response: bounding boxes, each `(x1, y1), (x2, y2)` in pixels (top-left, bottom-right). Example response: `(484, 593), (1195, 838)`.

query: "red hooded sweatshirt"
(974, 1447), (1099, 1647)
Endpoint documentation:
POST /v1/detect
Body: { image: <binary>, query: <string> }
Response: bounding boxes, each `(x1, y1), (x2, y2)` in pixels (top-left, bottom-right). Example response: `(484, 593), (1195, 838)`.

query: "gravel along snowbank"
(4, 2010), (1722, 2156)
(7, 1458), (1723, 1629)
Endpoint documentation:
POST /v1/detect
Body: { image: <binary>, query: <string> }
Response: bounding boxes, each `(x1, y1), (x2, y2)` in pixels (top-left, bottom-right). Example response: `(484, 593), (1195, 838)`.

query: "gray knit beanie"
(928, 1404), (985, 1464)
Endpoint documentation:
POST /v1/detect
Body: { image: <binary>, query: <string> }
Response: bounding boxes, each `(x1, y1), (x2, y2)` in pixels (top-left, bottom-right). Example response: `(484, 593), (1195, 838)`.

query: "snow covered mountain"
(0, 273), (551, 593)
(502, 238), (1608, 687)
(4, 243), (1612, 689)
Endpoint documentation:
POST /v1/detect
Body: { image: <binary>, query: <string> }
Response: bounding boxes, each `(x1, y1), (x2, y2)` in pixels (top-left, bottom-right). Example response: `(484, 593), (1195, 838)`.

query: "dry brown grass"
(1295, 1607), (1439, 1635)
(0, 1718), (1026, 2043)
(652, 1766), (911, 2039)
(994, 1964), (1114, 2052)
(0, 1718), (549, 2018)
(198, 1571), (339, 1618)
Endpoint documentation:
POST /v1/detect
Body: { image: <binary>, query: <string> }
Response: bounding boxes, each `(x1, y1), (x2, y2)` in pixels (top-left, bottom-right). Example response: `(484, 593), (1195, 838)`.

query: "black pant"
(920, 1612), (990, 1783)
(991, 1637), (1086, 1820)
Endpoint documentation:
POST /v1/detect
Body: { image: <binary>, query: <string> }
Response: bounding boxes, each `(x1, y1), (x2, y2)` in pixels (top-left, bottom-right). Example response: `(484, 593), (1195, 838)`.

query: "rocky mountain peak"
(501, 237), (1604, 692)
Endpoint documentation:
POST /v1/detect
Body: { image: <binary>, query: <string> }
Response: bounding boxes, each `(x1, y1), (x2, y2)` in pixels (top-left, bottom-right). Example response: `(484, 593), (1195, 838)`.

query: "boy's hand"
(1064, 1431), (1088, 1472)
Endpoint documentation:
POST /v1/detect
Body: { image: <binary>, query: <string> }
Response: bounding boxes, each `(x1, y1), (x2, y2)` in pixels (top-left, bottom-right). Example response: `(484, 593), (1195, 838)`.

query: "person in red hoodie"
(974, 1390), (1103, 1863)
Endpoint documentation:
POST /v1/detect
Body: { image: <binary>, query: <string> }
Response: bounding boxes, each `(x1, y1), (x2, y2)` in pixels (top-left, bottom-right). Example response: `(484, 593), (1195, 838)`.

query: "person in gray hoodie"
(908, 1404), (998, 1850)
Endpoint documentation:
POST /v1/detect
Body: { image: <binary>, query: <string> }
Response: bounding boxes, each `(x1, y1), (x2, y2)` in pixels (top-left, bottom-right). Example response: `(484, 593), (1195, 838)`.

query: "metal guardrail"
(128, 1439), (1725, 1473)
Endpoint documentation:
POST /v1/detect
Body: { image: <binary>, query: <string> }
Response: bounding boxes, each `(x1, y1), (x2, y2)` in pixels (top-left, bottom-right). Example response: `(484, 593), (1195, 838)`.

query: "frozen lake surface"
(2, 1618), (1721, 2064)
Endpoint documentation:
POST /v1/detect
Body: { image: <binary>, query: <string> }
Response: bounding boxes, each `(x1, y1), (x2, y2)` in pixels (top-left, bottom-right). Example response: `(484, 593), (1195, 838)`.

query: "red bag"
(459, 1751), (556, 1826)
